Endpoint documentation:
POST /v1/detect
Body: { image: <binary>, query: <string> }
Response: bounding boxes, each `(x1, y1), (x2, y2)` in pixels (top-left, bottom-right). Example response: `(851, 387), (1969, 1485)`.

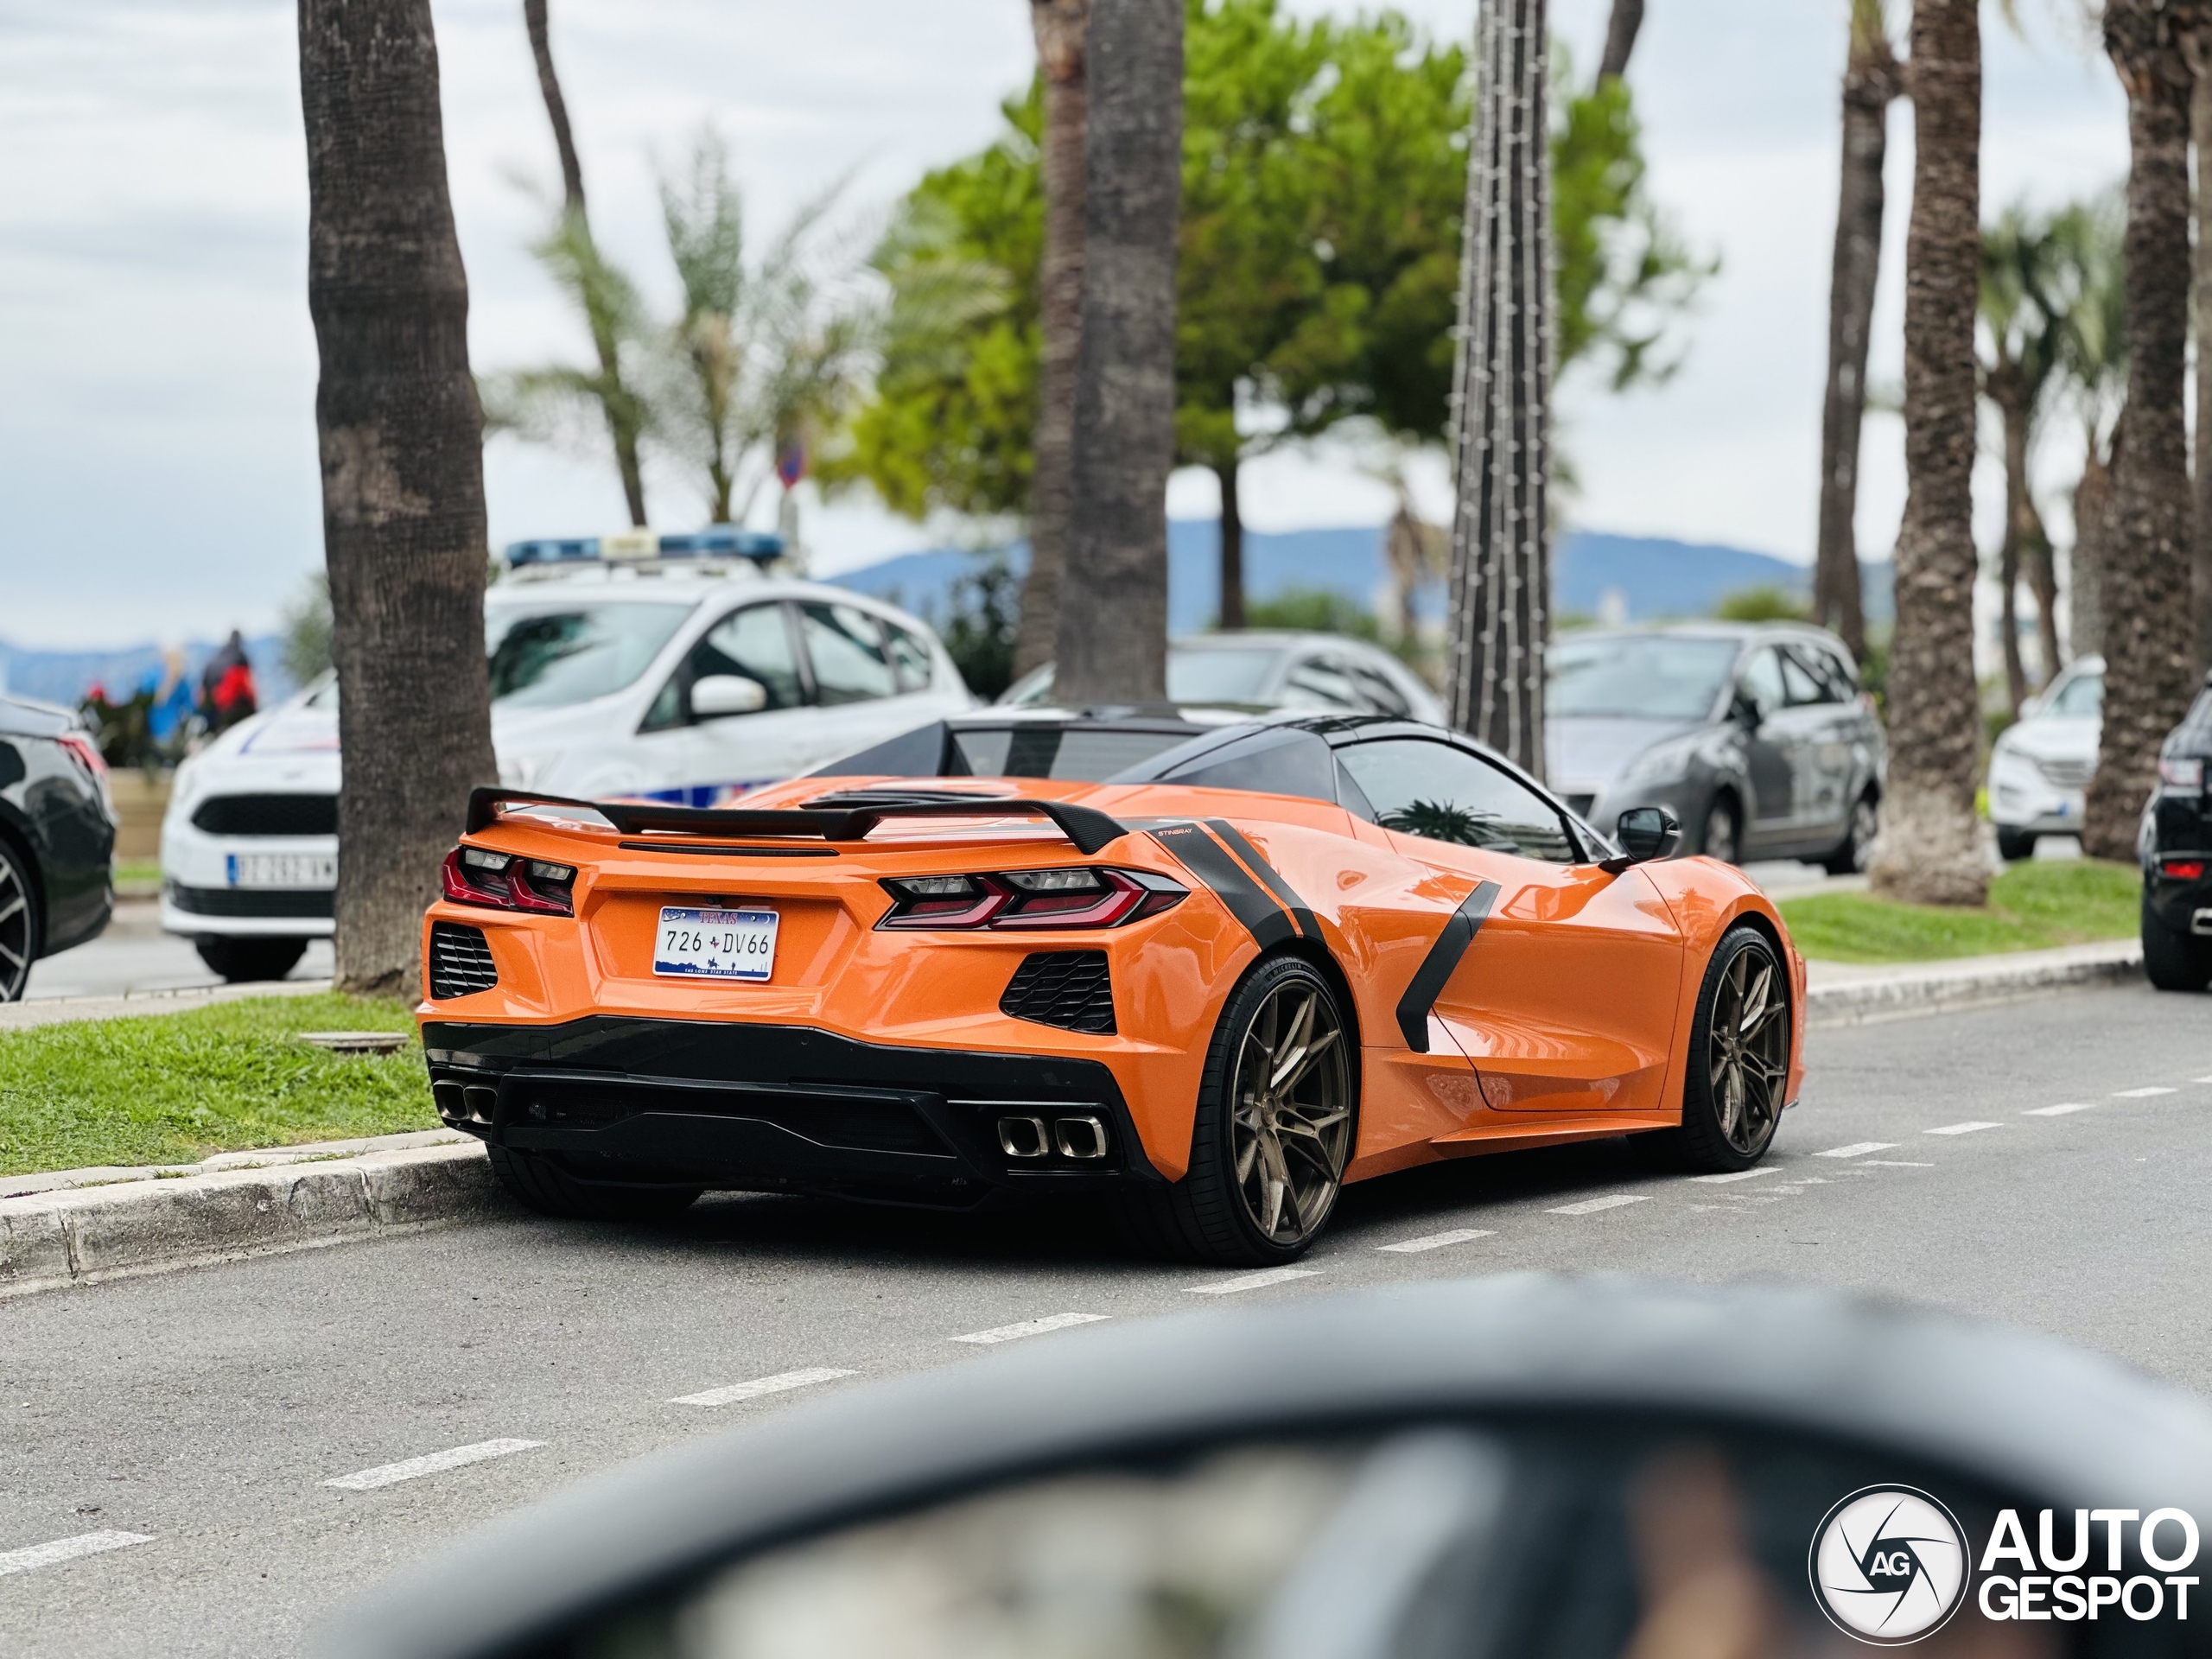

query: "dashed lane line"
(1859, 1160), (1936, 1167)
(1692, 1168), (1777, 1185)
(0, 1531), (154, 1578)
(1925, 1122), (2003, 1136)
(323, 1439), (543, 1491)
(1815, 1142), (1897, 1159)
(2024, 1103), (2098, 1117)
(1377, 1227), (1496, 1254)
(2114, 1087), (2178, 1099)
(950, 1313), (1111, 1344)
(670, 1368), (857, 1408)
(1188, 1267), (1322, 1295)
(1548, 1194), (1649, 1217)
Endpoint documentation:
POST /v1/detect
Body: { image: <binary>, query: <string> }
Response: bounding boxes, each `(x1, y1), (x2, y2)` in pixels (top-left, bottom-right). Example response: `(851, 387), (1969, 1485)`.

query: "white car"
(1986, 653), (2103, 861)
(999, 631), (1446, 722)
(161, 549), (973, 981)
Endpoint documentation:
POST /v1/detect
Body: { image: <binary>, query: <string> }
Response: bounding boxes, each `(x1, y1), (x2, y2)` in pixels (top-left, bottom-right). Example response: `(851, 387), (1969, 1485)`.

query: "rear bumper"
(422, 1016), (1167, 1207)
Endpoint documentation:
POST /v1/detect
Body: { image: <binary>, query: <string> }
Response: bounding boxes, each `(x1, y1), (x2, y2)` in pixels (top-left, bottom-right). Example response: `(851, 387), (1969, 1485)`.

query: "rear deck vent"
(429, 922), (498, 999)
(1000, 950), (1115, 1035)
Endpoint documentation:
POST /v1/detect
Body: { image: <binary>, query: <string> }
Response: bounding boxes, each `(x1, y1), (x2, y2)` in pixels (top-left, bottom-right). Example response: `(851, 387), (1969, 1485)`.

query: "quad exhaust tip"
(995, 1113), (1110, 1161)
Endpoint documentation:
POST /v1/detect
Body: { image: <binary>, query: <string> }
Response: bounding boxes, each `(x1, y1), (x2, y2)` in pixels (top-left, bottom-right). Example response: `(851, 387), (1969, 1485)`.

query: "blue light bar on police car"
(504, 537), (599, 567)
(659, 527), (785, 561)
(502, 528), (785, 567)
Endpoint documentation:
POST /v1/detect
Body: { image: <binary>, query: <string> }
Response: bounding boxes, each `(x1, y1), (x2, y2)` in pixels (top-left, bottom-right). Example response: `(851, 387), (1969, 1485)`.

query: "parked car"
(2139, 670), (2212, 991)
(1000, 632), (1445, 723)
(1547, 623), (1884, 871)
(160, 541), (972, 983)
(323, 1276), (2212, 1659)
(1988, 653), (2103, 861)
(0, 694), (116, 1001)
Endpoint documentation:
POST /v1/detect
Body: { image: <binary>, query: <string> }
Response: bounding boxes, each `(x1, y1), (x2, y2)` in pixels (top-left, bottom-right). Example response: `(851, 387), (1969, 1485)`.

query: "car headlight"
(1620, 737), (1704, 788)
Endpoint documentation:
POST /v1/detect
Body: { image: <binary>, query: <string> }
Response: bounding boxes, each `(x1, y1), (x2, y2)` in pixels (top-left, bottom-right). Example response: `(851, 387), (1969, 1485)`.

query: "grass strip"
(1778, 858), (2139, 965)
(0, 993), (434, 1177)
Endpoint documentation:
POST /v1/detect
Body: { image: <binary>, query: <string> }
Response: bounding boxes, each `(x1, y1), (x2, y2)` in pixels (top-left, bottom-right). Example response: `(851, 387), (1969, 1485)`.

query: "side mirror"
(690, 674), (768, 720)
(1600, 805), (1681, 873)
(1729, 689), (1764, 730)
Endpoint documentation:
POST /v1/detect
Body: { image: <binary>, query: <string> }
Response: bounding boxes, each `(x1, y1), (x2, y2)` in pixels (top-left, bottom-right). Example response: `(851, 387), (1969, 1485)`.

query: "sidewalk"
(1802, 936), (2142, 1027)
(0, 976), (333, 1033)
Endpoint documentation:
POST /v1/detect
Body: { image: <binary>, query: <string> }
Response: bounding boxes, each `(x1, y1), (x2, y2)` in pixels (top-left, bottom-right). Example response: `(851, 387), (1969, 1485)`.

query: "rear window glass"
(1149, 728), (1339, 803)
(1166, 646), (1277, 704)
(952, 727), (1198, 780)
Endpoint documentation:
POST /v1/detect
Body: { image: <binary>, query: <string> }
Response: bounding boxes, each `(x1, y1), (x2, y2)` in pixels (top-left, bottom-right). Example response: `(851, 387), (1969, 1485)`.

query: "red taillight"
(2163, 860), (2206, 880)
(441, 846), (576, 915)
(57, 732), (108, 788)
(877, 867), (1185, 931)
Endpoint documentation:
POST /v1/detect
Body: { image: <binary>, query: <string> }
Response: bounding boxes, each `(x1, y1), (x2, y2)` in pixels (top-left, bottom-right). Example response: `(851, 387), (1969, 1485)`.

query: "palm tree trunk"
(1217, 457), (1245, 629)
(1598, 0), (1643, 79)
(2085, 0), (2202, 861)
(1867, 0), (1986, 906)
(300, 0), (499, 999)
(1015, 0), (1090, 679)
(2192, 58), (2212, 674)
(523, 0), (646, 527)
(2024, 498), (2061, 688)
(1054, 0), (1181, 708)
(1997, 388), (2031, 715)
(2069, 425), (2117, 660)
(1812, 0), (1897, 664)
(1445, 0), (1553, 779)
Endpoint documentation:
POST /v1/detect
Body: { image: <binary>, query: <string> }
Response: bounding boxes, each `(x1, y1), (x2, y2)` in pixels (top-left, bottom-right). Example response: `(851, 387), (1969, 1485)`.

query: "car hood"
(1546, 715), (1703, 789)
(1996, 716), (2099, 762)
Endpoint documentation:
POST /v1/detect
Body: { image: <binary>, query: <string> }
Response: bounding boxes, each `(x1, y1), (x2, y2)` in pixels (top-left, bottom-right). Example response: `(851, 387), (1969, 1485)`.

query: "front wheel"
(1117, 956), (1356, 1265)
(2142, 888), (2212, 992)
(1995, 825), (2038, 863)
(1823, 792), (1878, 875)
(1700, 795), (1742, 865)
(488, 1143), (703, 1223)
(194, 936), (308, 983)
(1641, 925), (1789, 1173)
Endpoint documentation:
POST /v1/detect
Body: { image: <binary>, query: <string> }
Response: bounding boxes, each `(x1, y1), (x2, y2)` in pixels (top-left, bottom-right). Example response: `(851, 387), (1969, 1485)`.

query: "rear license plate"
(653, 906), (778, 981)
(226, 853), (336, 889)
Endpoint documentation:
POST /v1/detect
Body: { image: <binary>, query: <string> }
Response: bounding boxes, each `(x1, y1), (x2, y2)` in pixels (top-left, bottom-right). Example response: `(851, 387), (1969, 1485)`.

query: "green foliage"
(1238, 587), (1385, 640)
(0, 994), (433, 1176)
(1776, 859), (2137, 964)
(1713, 584), (1809, 623)
(281, 572), (333, 687)
(2044, 188), (2127, 450)
(933, 556), (1023, 699)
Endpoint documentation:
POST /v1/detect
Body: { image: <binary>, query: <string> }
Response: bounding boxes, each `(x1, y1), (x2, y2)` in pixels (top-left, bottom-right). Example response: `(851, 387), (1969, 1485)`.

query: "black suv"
(0, 695), (116, 1000)
(2141, 676), (2212, 990)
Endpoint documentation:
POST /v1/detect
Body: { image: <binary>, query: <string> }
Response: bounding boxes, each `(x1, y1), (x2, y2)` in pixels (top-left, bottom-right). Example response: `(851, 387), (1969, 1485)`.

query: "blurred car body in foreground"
(1001, 632), (1446, 724)
(1989, 654), (2103, 861)
(323, 1275), (2212, 1659)
(1548, 623), (1884, 872)
(0, 694), (116, 1001)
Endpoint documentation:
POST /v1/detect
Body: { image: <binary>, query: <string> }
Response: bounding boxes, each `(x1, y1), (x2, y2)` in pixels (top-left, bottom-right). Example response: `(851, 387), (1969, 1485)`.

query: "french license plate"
(226, 853), (336, 888)
(653, 906), (778, 981)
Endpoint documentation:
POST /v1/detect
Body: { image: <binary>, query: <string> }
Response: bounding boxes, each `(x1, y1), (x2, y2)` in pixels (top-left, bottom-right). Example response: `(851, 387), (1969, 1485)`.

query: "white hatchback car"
(1986, 653), (2103, 861)
(161, 550), (973, 981)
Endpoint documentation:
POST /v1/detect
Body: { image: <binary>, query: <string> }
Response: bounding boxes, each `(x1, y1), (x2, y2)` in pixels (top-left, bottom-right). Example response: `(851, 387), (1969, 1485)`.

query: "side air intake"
(429, 921), (498, 1000)
(1000, 950), (1115, 1035)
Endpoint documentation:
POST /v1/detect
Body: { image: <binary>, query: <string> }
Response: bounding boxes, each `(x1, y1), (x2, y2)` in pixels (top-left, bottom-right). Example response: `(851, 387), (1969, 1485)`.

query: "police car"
(160, 531), (973, 981)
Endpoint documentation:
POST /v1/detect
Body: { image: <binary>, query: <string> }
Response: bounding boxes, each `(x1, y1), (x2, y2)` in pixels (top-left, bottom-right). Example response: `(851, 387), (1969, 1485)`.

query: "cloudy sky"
(1, 0), (2130, 646)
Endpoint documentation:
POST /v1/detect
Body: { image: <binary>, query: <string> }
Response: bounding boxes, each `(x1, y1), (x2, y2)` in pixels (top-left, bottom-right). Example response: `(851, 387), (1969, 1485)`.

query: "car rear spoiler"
(465, 787), (1131, 857)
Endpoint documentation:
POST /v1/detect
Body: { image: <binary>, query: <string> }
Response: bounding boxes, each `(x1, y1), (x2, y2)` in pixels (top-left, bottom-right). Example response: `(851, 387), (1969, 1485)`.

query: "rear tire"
(2141, 888), (2212, 992)
(1823, 792), (1878, 875)
(1116, 956), (1355, 1267)
(1700, 794), (1742, 865)
(194, 936), (308, 983)
(1995, 825), (2037, 863)
(0, 837), (37, 1002)
(487, 1143), (703, 1223)
(1643, 925), (1788, 1173)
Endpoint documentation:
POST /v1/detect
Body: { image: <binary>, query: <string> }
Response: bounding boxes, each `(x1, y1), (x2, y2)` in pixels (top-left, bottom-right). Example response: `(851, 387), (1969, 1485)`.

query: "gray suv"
(1546, 623), (1884, 870)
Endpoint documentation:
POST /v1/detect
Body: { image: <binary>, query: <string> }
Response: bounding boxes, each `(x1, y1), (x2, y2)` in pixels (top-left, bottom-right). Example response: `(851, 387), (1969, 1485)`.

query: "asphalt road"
(3, 978), (2209, 1656)
(22, 900), (331, 1001)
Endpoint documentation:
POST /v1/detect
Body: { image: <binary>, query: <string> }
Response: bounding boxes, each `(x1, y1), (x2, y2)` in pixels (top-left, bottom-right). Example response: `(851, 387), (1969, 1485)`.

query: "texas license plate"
(226, 853), (337, 888)
(653, 906), (778, 981)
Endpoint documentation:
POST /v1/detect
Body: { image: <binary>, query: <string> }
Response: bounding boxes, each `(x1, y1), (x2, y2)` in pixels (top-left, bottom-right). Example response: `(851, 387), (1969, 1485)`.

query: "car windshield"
(1166, 646), (1279, 704)
(2040, 672), (2104, 718)
(1549, 636), (1742, 721)
(485, 602), (693, 709)
(952, 725), (1200, 780)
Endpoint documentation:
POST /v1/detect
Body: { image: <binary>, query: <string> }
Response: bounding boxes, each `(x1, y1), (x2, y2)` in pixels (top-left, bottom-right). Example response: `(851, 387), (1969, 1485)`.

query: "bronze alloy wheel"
(1707, 940), (1788, 1155)
(1228, 973), (1354, 1247)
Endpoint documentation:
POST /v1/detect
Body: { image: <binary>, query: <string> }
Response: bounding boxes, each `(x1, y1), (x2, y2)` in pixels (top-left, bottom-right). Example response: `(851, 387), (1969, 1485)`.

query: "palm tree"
(299, 0), (498, 997)
(1015, 0), (1090, 678)
(522, 0), (647, 526)
(1055, 0), (1183, 707)
(2083, 0), (2202, 862)
(1598, 0), (1643, 79)
(1867, 0), (1986, 907)
(1811, 0), (1902, 664)
(1444, 0), (1553, 778)
(2193, 67), (2212, 670)
(1979, 207), (2066, 713)
(2045, 194), (2126, 660)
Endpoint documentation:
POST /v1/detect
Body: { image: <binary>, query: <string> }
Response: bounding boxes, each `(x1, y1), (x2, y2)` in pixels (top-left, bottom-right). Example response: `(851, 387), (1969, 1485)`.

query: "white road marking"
(1691, 1168), (1777, 1185)
(0, 1531), (154, 1578)
(2195, 1076), (2212, 1084)
(950, 1313), (1110, 1344)
(1377, 1227), (1496, 1254)
(1548, 1194), (1649, 1216)
(1859, 1160), (1936, 1167)
(2024, 1103), (2098, 1117)
(2114, 1087), (2177, 1099)
(669, 1368), (856, 1408)
(323, 1439), (543, 1491)
(1925, 1122), (2002, 1135)
(1815, 1142), (1896, 1159)
(1187, 1267), (1322, 1294)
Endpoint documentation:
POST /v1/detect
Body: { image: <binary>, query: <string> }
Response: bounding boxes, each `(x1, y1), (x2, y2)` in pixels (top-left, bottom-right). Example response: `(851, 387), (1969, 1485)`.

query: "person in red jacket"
(200, 632), (259, 734)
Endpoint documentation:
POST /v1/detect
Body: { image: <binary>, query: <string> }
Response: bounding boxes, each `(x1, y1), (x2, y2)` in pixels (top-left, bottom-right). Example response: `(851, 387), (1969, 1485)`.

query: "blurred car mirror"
(1603, 805), (1681, 872)
(1730, 688), (1765, 730)
(690, 675), (768, 720)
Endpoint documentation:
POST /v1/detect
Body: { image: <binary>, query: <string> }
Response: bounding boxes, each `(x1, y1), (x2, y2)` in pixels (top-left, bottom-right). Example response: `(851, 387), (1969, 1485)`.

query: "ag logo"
(1809, 1486), (1970, 1644)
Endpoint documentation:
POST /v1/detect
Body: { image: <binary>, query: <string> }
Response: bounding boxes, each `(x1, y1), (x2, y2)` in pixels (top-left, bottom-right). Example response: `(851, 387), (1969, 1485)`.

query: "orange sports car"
(416, 713), (1805, 1264)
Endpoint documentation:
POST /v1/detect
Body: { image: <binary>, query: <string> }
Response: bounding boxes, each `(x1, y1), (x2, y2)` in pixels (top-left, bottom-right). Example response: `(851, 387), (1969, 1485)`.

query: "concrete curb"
(1804, 939), (2144, 1027)
(0, 1140), (499, 1300)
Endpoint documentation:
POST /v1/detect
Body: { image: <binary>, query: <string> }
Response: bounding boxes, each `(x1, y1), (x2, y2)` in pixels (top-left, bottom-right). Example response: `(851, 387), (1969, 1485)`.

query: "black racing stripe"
(1394, 880), (1502, 1052)
(1147, 823), (1298, 949)
(1204, 819), (1322, 943)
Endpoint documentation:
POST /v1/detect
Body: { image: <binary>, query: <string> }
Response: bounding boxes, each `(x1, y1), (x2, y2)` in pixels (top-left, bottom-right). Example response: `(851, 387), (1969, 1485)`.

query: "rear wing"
(466, 787), (1130, 857)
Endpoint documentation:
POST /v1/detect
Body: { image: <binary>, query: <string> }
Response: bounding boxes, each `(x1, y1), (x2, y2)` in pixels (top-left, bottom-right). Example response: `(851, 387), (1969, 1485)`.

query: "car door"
(789, 601), (935, 767)
(1733, 646), (1798, 851)
(632, 602), (818, 804)
(1776, 642), (1858, 841)
(1336, 735), (1687, 1118)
